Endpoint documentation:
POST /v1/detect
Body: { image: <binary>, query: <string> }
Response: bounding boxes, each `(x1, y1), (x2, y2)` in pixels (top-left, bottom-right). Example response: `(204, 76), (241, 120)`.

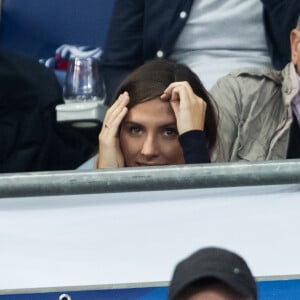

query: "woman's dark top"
(179, 130), (210, 164)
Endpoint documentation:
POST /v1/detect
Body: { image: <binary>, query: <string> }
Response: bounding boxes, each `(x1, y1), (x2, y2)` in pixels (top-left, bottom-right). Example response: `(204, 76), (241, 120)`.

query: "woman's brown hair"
(113, 59), (218, 151)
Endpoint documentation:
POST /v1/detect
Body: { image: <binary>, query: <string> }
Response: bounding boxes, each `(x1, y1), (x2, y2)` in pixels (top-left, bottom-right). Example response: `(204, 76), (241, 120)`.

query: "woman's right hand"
(96, 92), (129, 168)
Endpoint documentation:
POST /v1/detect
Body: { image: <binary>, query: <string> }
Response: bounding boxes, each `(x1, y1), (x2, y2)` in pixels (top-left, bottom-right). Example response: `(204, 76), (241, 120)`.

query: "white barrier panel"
(1, 184), (300, 291)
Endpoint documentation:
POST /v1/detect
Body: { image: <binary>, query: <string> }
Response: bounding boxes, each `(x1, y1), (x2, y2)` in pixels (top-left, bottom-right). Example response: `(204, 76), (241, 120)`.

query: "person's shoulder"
(210, 66), (284, 110)
(227, 67), (282, 84)
(210, 66), (283, 100)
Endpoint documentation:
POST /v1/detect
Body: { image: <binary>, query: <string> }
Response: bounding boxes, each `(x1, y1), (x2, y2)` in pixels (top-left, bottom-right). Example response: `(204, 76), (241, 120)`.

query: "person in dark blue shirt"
(262, 0), (300, 69)
(96, 59), (217, 168)
(100, 0), (300, 105)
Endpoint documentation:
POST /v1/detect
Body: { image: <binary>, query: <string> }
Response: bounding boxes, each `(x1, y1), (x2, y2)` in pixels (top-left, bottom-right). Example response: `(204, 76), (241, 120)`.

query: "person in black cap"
(168, 247), (257, 300)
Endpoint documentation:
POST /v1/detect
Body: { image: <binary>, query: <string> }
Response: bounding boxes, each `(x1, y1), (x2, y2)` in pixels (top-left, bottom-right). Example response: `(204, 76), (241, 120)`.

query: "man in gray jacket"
(210, 16), (300, 162)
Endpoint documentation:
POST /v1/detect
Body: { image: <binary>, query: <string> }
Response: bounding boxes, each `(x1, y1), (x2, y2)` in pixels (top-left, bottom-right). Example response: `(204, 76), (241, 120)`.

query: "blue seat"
(0, 0), (115, 59)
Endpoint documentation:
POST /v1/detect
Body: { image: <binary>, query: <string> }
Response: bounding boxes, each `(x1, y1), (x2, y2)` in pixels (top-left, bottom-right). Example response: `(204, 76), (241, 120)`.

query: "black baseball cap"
(168, 247), (257, 300)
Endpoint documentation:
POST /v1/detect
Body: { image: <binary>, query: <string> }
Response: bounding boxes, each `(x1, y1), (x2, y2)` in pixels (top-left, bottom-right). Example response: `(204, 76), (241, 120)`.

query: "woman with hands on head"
(97, 59), (217, 168)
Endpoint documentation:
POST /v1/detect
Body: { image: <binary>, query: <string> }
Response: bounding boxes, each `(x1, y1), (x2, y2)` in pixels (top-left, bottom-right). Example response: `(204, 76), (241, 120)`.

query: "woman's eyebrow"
(122, 121), (141, 125)
(161, 122), (177, 127)
(122, 121), (177, 128)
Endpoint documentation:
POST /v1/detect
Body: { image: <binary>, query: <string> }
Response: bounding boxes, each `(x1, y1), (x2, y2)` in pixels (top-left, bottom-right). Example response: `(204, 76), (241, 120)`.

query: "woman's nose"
(140, 135), (159, 158)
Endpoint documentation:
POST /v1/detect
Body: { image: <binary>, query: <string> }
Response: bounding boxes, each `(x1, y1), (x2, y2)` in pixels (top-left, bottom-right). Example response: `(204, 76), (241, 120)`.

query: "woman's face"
(120, 98), (185, 167)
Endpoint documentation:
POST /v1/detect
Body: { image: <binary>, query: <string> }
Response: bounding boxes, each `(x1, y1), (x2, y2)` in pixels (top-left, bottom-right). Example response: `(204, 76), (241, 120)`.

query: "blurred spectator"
(262, 0), (300, 69)
(100, 0), (272, 104)
(0, 49), (97, 172)
(168, 247), (257, 300)
(210, 16), (300, 162)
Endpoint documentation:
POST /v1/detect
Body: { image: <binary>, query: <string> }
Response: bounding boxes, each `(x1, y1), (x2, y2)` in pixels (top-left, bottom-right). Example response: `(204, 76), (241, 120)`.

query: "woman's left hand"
(161, 81), (207, 135)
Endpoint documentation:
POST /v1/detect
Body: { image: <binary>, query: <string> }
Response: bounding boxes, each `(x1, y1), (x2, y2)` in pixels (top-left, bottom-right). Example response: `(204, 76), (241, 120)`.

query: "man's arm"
(210, 75), (243, 162)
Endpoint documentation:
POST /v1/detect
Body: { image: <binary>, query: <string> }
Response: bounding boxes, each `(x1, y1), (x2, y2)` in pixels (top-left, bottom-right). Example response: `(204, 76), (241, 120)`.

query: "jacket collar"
(281, 63), (299, 106)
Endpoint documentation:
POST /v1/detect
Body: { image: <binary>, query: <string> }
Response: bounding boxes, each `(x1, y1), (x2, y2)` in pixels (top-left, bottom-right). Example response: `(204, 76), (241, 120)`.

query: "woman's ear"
(290, 29), (300, 65)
